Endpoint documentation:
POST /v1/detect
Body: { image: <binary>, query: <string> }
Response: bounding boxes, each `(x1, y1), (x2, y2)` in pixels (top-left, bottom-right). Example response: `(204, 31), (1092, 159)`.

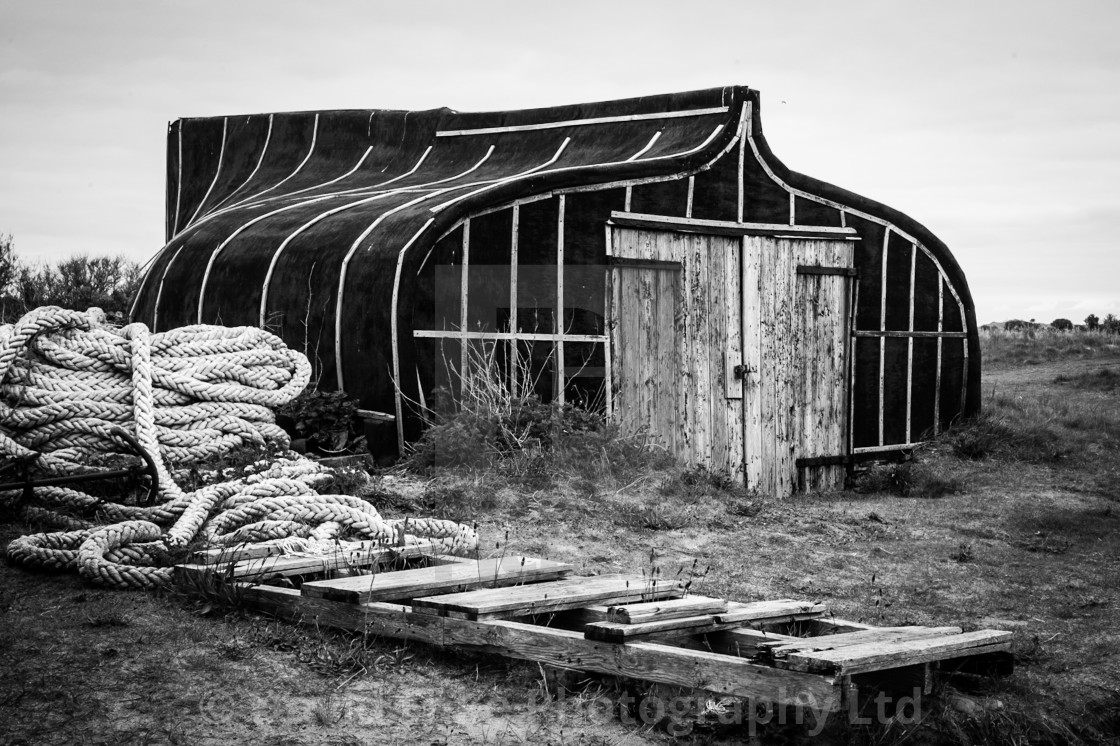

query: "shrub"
(276, 388), (362, 453)
(0, 238), (142, 323)
(405, 340), (671, 488)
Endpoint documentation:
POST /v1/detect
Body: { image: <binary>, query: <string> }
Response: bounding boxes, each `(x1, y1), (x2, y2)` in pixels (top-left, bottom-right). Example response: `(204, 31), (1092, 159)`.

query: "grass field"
(1, 331), (1118, 745)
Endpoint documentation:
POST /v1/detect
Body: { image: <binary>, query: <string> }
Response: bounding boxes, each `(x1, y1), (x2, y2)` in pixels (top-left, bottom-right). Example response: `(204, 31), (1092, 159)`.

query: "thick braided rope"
(2, 306), (478, 589)
(0, 307), (312, 468)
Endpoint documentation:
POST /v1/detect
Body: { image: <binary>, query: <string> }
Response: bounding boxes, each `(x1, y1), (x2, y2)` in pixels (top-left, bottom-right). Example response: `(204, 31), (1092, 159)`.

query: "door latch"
(733, 364), (751, 379)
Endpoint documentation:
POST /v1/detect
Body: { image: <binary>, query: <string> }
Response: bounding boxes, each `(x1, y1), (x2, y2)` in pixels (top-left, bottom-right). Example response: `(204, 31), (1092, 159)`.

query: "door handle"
(733, 364), (751, 379)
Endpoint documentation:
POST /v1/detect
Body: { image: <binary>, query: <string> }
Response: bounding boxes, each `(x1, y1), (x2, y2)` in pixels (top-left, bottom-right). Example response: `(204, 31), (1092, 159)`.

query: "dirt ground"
(2, 353), (1118, 745)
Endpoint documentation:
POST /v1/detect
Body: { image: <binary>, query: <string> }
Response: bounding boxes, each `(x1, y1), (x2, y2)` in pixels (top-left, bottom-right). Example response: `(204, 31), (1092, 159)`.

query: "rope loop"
(2, 306), (479, 589)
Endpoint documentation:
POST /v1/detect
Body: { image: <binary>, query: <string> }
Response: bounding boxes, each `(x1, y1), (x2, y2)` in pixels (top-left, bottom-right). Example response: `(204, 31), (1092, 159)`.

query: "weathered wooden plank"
(833, 242), (855, 488)
(755, 235), (777, 494)
(411, 574), (683, 620)
(177, 541), (440, 584)
(772, 240), (795, 495)
(742, 235), (763, 490)
(724, 238), (746, 485)
(816, 241), (847, 490)
(762, 626), (962, 658)
(789, 239), (853, 491)
(610, 227), (685, 458)
(608, 596), (729, 624)
(300, 557), (572, 604)
(689, 234), (712, 468)
(783, 630), (1014, 675)
(241, 584), (841, 711)
(706, 235), (744, 482)
(190, 541), (300, 565)
(585, 614), (745, 643)
(656, 259), (680, 455)
(441, 617), (842, 711)
(563, 605), (612, 625)
(187, 537), (439, 567)
(705, 628), (802, 657)
(672, 234), (693, 463)
(799, 617), (876, 635)
(715, 599), (827, 625)
(609, 212), (859, 240)
(427, 554), (481, 566)
(796, 248), (816, 491)
(708, 234), (730, 477)
(824, 240), (847, 489)
(241, 585), (447, 644)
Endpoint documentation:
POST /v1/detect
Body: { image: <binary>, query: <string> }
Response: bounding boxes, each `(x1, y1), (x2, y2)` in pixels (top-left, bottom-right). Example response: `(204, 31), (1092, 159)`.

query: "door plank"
(762, 626), (962, 658)
(742, 236), (764, 489)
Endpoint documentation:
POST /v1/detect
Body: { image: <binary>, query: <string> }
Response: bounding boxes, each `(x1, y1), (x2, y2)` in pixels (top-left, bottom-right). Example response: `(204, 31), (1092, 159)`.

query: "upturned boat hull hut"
(131, 86), (979, 495)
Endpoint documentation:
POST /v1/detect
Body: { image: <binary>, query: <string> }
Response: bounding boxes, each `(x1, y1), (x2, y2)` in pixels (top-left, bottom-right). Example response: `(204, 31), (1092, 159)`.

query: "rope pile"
(1, 306), (477, 589)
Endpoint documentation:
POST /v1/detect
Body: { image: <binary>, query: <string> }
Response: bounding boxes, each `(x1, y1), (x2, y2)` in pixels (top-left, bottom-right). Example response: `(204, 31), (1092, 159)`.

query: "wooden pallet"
(176, 552), (1013, 713)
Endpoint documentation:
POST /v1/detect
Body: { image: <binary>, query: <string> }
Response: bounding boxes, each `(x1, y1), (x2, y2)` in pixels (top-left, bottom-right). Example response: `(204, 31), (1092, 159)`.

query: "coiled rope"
(1, 306), (477, 589)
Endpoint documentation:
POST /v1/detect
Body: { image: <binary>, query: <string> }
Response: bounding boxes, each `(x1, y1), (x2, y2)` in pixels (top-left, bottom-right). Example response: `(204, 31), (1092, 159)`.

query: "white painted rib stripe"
(194, 193), (336, 323)
(429, 138), (570, 213)
(625, 131), (661, 161)
(207, 114), (274, 214)
(258, 146), (495, 326)
(436, 106), (728, 137)
(430, 123), (726, 215)
(259, 145), (373, 204)
(221, 113), (320, 212)
(422, 118), (740, 277)
(737, 130), (746, 223)
(184, 117), (229, 230)
(241, 145), (433, 208)
(151, 245), (186, 333)
(335, 191), (439, 391)
(172, 123), (183, 236)
(195, 146), (446, 323)
(390, 218), (435, 450)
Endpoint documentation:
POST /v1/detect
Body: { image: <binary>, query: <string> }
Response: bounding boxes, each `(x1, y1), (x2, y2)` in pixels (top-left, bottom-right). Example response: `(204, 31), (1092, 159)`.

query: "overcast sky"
(1, 0), (1116, 324)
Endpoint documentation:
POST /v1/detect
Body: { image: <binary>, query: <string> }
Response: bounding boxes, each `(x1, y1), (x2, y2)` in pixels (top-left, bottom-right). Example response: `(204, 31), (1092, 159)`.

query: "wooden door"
(743, 236), (854, 494)
(610, 258), (681, 454)
(608, 228), (744, 481)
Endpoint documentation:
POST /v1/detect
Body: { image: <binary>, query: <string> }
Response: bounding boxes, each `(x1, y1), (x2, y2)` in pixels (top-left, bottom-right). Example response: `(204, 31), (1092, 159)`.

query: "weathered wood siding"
(608, 228), (744, 482)
(748, 237), (853, 493)
(610, 228), (851, 495)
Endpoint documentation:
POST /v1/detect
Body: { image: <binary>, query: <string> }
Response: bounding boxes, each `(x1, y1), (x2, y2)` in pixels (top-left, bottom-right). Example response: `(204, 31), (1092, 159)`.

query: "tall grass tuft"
(405, 340), (671, 482)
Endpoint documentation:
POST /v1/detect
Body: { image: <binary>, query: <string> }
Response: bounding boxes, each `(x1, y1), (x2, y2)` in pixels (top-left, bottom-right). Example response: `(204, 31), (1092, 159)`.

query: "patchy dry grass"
(2, 342), (1120, 744)
(981, 326), (1120, 368)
